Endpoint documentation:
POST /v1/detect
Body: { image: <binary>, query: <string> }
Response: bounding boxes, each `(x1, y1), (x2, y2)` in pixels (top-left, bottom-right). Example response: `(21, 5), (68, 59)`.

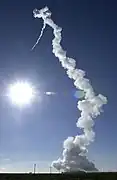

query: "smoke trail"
(31, 6), (52, 50)
(32, 7), (107, 172)
(31, 21), (46, 50)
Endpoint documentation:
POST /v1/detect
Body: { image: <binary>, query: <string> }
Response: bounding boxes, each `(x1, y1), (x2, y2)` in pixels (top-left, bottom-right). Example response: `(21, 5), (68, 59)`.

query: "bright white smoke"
(32, 6), (107, 172)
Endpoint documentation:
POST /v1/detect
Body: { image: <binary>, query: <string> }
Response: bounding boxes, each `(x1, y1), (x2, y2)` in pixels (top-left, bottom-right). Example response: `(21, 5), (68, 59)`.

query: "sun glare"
(8, 81), (35, 107)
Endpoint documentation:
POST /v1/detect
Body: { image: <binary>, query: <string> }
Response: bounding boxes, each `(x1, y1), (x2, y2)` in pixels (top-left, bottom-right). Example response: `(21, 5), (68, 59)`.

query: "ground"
(0, 172), (117, 180)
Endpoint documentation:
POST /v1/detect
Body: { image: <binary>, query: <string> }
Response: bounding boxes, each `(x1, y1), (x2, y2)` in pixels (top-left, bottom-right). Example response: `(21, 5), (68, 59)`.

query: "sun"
(8, 81), (35, 107)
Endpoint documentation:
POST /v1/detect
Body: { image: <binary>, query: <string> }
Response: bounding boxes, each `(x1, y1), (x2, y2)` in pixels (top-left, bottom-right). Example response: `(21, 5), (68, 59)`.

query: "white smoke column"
(32, 6), (107, 172)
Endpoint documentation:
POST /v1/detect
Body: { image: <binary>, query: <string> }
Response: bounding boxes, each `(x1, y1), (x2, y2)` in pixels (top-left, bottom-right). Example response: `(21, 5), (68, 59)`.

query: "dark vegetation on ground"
(0, 172), (117, 180)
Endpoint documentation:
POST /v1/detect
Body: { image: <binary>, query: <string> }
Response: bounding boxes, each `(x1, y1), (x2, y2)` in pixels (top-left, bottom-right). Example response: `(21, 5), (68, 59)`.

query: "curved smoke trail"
(32, 6), (107, 172)
(31, 21), (46, 50)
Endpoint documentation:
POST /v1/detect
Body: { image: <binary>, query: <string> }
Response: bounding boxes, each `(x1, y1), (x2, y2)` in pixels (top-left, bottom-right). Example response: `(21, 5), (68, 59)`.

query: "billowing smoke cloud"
(32, 6), (107, 172)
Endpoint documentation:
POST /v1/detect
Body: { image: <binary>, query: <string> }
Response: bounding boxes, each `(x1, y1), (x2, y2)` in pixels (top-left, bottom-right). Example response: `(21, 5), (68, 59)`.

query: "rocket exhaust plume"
(32, 6), (107, 172)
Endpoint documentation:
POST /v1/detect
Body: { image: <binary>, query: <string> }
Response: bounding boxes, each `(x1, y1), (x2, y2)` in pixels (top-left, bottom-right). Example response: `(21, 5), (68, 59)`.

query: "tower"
(33, 164), (36, 174)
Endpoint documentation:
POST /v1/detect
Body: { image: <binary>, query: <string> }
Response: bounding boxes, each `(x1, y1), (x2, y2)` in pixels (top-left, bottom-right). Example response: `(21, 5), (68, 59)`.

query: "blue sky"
(0, 0), (117, 172)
